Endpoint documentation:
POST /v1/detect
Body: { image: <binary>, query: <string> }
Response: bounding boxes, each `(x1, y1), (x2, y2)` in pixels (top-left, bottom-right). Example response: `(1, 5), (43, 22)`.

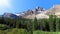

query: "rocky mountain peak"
(35, 6), (45, 11)
(52, 5), (60, 10)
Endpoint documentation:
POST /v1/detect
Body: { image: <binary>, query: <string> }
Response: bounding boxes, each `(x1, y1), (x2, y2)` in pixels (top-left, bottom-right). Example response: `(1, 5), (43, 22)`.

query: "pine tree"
(56, 17), (59, 31)
(16, 18), (19, 28)
(34, 17), (37, 30)
(49, 15), (54, 32)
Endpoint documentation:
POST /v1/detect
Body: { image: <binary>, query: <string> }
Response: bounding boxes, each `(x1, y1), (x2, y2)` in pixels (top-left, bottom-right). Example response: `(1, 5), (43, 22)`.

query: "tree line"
(0, 15), (60, 33)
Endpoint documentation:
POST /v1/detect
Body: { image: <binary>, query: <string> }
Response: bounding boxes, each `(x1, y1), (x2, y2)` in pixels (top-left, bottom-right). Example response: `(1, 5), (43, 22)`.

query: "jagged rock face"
(23, 14), (36, 19)
(22, 14), (49, 19)
(32, 6), (45, 14)
(24, 10), (33, 15)
(15, 6), (45, 19)
(21, 7), (45, 19)
(36, 14), (49, 19)
(3, 13), (18, 18)
(35, 6), (45, 11)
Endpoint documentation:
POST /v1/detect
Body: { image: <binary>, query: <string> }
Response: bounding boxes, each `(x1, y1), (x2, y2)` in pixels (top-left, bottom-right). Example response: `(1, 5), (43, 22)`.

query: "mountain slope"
(20, 7), (46, 19)
(3, 13), (19, 18)
(41, 5), (60, 15)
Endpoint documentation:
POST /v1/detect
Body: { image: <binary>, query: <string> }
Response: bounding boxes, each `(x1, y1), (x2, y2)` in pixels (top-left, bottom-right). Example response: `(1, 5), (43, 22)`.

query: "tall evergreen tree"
(16, 18), (20, 28)
(34, 17), (37, 29)
(56, 17), (59, 31)
(49, 15), (54, 32)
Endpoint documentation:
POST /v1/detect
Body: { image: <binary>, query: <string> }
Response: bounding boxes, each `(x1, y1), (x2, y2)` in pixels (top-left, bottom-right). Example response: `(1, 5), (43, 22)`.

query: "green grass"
(0, 28), (60, 34)
(33, 30), (60, 34)
(7, 29), (60, 34)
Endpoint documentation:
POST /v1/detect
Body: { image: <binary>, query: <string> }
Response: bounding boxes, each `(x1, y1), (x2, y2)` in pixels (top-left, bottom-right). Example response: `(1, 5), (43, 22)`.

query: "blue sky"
(0, 0), (60, 15)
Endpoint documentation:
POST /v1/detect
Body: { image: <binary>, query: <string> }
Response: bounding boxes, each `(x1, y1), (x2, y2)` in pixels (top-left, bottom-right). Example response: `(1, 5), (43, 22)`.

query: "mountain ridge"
(1, 5), (60, 19)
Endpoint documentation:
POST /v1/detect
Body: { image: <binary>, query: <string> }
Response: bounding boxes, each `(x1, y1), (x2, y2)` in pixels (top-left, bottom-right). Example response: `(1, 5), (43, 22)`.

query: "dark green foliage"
(34, 17), (37, 30)
(0, 15), (60, 34)
(56, 18), (60, 31)
(49, 15), (56, 32)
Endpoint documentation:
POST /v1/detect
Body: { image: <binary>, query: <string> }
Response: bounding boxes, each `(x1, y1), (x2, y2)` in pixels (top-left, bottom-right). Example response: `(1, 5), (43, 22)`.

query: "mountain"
(16, 6), (45, 16)
(16, 6), (45, 19)
(41, 5), (60, 15)
(41, 5), (60, 18)
(20, 5), (60, 19)
(2, 5), (60, 19)
(3, 13), (19, 18)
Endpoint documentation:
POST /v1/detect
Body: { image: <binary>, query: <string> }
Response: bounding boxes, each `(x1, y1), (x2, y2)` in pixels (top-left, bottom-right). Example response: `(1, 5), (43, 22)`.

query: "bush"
(7, 28), (27, 34)
(0, 24), (10, 30)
